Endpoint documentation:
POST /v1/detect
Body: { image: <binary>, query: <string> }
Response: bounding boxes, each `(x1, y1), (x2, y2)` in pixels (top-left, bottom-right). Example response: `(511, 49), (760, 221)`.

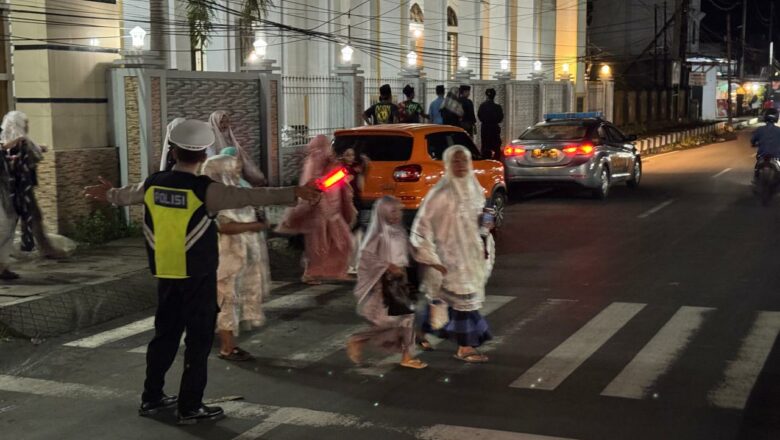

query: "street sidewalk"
(0, 236), (304, 339)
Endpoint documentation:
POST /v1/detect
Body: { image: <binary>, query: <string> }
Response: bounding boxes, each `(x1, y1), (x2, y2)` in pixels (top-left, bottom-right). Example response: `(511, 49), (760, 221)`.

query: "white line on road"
(63, 317), (155, 349)
(708, 311), (780, 409)
(601, 306), (715, 399)
(637, 199), (675, 219)
(355, 295), (516, 377)
(712, 168), (733, 178)
(510, 302), (646, 391)
(0, 374), (579, 440)
(418, 425), (579, 440)
(279, 324), (365, 365)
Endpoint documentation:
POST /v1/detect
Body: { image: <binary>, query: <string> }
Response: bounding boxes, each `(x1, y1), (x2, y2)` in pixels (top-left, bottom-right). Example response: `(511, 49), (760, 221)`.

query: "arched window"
(411, 3), (424, 23)
(447, 7), (458, 27)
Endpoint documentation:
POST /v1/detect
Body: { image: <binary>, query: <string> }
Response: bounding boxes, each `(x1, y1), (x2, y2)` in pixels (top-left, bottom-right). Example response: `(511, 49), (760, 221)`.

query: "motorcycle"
(754, 155), (780, 206)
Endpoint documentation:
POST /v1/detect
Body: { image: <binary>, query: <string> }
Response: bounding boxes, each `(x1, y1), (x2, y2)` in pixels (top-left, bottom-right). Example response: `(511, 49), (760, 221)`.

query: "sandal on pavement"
(400, 358), (428, 369)
(453, 351), (488, 363)
(218, 347), (253, 362)
(416, 339), (434, 352)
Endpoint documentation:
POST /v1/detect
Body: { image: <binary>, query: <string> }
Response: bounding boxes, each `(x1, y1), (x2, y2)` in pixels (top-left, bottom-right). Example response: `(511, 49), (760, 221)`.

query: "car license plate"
(532, 149), (559, 159)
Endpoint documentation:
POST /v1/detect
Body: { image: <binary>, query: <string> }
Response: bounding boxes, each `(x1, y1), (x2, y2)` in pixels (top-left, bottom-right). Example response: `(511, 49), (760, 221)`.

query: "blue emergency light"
(543, 112), (604, 121)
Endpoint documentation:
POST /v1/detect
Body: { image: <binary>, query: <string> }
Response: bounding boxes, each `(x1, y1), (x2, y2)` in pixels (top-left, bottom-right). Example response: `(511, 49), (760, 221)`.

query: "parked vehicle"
(754, 156), (780, 206)
(503, 112), (641, 199)
(332, 124), (507, 226)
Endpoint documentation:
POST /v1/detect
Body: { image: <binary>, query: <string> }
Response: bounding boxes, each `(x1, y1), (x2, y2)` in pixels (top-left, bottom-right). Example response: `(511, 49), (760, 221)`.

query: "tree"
(186, 0), (274, 50)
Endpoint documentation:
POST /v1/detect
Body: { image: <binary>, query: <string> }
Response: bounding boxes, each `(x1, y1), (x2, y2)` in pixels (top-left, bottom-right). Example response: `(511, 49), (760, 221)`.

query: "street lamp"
(533, 60), (543, 72)
(406, 51), (418, 67)
(341, 45), (354, 64)
(253, 37), (267, 59)
(458, 55), (469, 69)
(130, 26), (146, 50)
(500, 59), (510, 71)
(562, 63), (570, 74)
(599, 64), (612, 79)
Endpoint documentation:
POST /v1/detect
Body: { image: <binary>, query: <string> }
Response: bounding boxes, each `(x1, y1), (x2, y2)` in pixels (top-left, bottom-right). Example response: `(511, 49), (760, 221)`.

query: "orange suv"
(333, 124), (507, 226)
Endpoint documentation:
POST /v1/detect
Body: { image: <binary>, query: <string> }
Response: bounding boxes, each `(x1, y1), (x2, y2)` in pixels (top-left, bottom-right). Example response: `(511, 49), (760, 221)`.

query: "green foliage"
(186, 0), (274, 49)
(70, 209), (141, 246)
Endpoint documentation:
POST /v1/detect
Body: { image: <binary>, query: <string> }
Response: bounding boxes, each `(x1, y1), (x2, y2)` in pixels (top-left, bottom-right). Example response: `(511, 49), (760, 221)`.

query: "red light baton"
(316, 167), (349, 191)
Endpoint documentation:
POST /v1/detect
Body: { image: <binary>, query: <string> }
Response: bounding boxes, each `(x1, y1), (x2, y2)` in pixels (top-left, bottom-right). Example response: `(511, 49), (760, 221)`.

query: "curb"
(635, 122), (727, 155)
(0, 269), (156, 339)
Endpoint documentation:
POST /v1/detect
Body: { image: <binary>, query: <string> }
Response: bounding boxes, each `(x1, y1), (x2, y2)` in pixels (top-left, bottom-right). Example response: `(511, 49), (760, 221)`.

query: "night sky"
(700, 0), (778, 74)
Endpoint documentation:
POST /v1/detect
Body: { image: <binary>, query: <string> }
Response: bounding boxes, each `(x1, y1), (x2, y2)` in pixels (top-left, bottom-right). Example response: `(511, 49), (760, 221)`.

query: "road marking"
(355, 295), (515, 376)
(63, 317), (155, 349)
(0, 374), (577, 439)
(708, 311), (780, 409)
(0, 374), (129, 400)
(601, 306), (715, 399)
(637, 199), (675, 219)
(418, 425), (579, 440)
(279, 324), (365, 366)
(510, 302), (646, 390)
(643, 150), (679, 162)
(712, 168), (733, 178)
(473, 299), (575, 356)
(263, 284), (345, 311)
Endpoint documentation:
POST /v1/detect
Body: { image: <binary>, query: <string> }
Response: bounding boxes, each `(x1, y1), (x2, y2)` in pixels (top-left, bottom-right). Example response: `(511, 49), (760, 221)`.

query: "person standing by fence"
(459, 86), (477, 136)
(478, 88), (504, 160)
(428, 85), (446, 125)
(398, 84), (428, 123)
(363, 84), (399, 125)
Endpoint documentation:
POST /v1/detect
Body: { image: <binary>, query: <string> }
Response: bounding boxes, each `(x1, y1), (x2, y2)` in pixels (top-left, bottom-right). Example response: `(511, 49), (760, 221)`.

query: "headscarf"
(208, 110), (266, 186)
(442, 87), (464, 117)
(1, 111), (42, 158)
(441, 145), (485, 214)
(159, 117), (185, 171)
(354, 195), (408, 309)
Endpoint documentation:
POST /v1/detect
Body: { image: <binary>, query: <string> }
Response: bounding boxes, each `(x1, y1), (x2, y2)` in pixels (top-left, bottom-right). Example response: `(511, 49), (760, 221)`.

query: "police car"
(502, 112), (641, 199)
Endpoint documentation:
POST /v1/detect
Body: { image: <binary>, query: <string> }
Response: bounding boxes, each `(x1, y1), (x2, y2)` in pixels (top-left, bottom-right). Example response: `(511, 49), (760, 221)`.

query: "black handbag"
(381, 272), (417, 316)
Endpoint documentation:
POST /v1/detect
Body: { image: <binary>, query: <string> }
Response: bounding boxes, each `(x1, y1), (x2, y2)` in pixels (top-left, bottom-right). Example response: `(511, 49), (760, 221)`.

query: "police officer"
(84, 120), (320, 424)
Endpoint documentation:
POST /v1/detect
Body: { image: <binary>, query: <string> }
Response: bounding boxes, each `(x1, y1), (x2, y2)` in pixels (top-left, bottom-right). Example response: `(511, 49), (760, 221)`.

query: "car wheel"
(592, 166), (610, 200)
(627, 159), (642, 188)
(491, 190), (507, 228)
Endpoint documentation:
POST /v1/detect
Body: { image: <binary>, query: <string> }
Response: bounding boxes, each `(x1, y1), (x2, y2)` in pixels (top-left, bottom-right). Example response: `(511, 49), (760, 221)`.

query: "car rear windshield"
(333, 135), (413, 161)
(520, 124), (588, 141)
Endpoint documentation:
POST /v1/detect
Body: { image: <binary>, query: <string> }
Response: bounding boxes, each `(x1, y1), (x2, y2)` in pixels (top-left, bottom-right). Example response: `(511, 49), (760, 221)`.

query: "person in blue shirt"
(428, 85), (445, 124)
(751, 108), (780, 183)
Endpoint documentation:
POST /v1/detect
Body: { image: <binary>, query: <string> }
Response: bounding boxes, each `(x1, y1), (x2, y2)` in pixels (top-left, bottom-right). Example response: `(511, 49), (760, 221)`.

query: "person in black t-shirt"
(363, 84), (399, 125)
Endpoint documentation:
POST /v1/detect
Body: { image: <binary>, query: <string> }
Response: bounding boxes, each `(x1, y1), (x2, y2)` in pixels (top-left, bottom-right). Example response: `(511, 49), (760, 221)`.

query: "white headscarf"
(208, 110), (266, 186)
(0, 111), (42, 156)
(159, 117), (185, 171)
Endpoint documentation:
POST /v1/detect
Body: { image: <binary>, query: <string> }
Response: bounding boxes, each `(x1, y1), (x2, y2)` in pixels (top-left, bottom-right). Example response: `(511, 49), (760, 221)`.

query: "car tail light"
(503, 145), (526, 157)
(563, 144), (594, 156)
(393, 164), (422, 182)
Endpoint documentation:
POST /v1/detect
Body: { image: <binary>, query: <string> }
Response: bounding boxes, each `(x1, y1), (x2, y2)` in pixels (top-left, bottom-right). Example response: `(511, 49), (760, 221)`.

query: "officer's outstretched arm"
(205, 182), (321, 214)
(85, 177), (144, 206)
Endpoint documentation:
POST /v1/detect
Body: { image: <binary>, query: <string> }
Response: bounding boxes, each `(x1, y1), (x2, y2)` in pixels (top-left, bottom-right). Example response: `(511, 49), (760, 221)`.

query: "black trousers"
(142, 272), (218, 412)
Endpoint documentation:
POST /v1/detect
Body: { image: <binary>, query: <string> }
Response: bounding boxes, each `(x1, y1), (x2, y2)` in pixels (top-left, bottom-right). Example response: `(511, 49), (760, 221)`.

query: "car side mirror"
(626, 134), (638, 142)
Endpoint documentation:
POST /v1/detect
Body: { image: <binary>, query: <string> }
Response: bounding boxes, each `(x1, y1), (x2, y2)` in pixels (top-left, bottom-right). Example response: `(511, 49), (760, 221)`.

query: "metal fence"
(281, 76), (347, 148)
(363, 77), (407, 109)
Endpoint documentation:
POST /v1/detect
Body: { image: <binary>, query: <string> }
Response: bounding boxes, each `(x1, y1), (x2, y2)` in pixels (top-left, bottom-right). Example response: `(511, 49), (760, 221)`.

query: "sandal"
(453, 351), (488, 363)
(416, 339), (434, 352)
(346, 340), (362, 365)
(400, 358), (428, 369)
(218, 347), (253, 362)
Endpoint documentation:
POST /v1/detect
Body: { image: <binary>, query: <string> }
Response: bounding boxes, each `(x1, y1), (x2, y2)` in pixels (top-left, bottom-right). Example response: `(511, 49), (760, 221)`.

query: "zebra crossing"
(59, 282), (780, 412)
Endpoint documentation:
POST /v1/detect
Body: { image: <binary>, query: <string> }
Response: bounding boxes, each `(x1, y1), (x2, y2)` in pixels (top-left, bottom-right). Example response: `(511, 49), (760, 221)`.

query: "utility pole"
(664, 1), (668, 88)
(727, 14), (733, 127)
(654, 5), (659, 87)
(740, 0), (747, 78)
(770, 0), (775, 77)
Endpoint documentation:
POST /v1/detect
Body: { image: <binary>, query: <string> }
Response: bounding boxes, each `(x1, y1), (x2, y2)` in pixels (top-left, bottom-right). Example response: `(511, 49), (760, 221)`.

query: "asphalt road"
(2, 129), (779, 440)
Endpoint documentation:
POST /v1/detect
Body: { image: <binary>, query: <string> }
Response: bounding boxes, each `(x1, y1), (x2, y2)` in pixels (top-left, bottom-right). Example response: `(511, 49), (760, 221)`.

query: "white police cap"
(169, 119), (215, 151)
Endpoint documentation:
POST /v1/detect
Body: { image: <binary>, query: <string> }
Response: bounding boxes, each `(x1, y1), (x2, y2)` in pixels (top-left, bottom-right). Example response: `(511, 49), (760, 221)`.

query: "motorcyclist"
(751, 108), (780, 183)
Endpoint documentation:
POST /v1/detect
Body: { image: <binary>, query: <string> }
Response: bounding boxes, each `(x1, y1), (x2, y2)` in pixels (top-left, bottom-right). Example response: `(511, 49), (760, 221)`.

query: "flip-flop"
(218, 347), (253, 362)
(453, 351), (488, 363)
(416, 339), (434, 352)
(400, 359), (428, 369)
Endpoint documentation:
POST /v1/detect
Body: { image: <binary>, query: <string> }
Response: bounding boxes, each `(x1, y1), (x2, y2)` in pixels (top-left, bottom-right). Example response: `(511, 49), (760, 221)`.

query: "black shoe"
(0, 270), (20, 280)
(176, 405), (225, 425)
(138, 394), (178, 416)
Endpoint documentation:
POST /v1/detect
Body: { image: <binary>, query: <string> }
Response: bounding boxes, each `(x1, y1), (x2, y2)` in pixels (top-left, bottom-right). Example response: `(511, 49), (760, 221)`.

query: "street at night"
(2, 129), (779, 440)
